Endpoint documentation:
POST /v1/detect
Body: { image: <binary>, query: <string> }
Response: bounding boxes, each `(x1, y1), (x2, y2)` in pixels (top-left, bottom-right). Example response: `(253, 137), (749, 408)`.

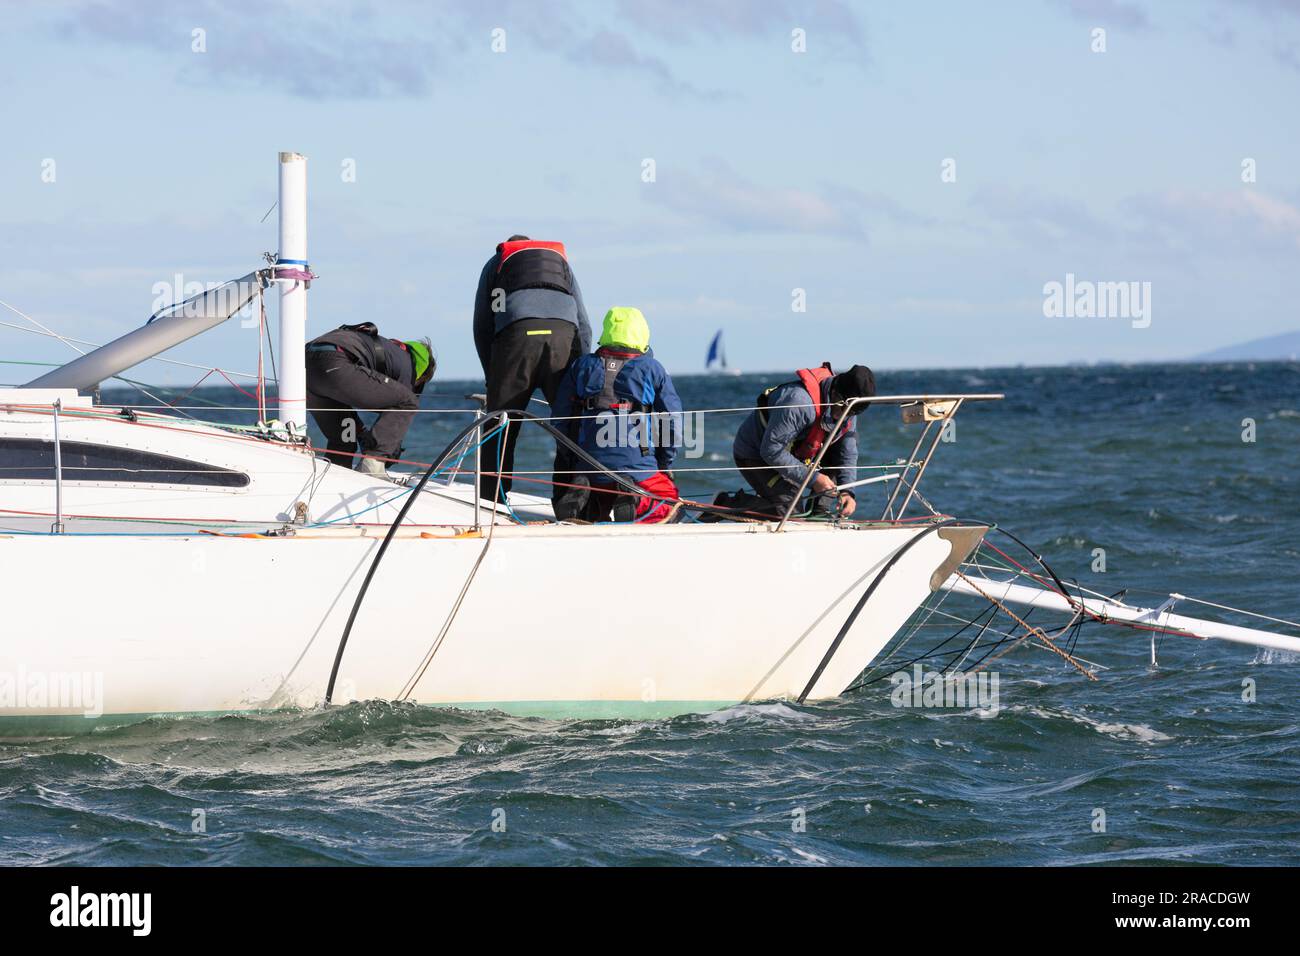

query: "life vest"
(756, 362), (839, 463)
(581, 348), (650, 415)
(575, 347), (652, 453)
(495, 239), (574, 297)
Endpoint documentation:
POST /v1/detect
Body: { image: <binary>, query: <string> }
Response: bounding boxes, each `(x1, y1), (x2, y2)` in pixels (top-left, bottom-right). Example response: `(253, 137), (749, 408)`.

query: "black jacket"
(472, 252), (591, 375)
(310, 324), (416, 389)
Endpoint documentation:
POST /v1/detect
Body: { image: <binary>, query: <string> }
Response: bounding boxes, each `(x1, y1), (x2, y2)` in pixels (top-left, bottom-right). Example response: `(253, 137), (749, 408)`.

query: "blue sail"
(706, 329), (723, 369)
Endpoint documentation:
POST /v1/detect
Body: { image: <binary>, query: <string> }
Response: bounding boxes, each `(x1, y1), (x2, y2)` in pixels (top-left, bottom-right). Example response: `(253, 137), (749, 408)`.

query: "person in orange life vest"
(731, 364), (876, 518)
(472, 235), (592, 502)
(550, 307), (683, 523)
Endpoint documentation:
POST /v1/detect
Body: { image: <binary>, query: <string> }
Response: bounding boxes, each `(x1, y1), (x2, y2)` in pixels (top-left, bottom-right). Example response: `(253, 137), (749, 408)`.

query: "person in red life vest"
(550, 307), (684, 523)
(472, 235), (592, 502)
(730, 363), (876, 518)
(304, 323), (435, 475)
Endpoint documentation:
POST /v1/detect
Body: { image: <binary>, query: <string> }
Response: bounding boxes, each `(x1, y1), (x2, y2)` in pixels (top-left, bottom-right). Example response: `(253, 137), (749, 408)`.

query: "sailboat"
(0, 152), (1293, 734)
(705, 329), (742, 375)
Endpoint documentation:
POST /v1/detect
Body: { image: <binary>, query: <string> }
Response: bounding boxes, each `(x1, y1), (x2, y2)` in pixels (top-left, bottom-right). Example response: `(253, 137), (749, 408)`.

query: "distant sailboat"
(705, 329), (742, 375)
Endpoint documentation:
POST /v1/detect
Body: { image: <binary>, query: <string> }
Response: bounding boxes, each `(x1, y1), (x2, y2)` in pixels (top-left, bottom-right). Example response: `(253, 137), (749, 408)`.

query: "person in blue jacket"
(730, 363), (876, 518)
(551, 307), (683, 523)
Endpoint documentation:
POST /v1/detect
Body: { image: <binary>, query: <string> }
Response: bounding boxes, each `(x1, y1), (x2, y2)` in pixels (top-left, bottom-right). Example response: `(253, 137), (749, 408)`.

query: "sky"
(0, 0), (1298, 383)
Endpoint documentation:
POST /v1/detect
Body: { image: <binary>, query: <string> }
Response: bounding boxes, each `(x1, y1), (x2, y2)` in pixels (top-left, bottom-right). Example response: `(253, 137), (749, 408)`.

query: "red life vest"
(756, 362), (839, 463)
(497, 239), (567, 263)
(494, 240), (573, 296)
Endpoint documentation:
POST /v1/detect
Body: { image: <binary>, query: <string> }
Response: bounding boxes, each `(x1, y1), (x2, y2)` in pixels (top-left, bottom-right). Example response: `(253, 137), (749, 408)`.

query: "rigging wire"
(324, 413), (508, 704)
(395, 425), (511, 700)
(796, 518), (958, 704)
(843, 527), (1095, 696)
(0, 316), (263, 381)
(325, 408), (795, 704)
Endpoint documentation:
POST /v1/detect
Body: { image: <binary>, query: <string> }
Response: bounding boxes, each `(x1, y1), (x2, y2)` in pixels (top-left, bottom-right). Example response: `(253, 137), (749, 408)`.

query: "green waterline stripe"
(0, 700), (739, 735)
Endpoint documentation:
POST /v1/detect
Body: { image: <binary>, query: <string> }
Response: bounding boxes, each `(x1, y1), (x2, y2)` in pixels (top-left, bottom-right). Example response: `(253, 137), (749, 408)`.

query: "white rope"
(0, 299), (89, 356)
(1014, 576), (1300, 632)
(455, 463), (910, 475)
(861, 581), (960, 683)
(396, 480), (501, 701)
(98, 401), (848, 419)
(1165, 593), (1300, 630)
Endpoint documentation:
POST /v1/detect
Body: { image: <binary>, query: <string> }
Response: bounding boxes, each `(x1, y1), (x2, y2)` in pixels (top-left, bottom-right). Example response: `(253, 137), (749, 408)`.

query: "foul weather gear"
(733, 366), (861, 493)
(552, 343), (684, 485)
(479, 318), (578, 502)
(472, 240), (591, 375)
(305, 324), (429, 468)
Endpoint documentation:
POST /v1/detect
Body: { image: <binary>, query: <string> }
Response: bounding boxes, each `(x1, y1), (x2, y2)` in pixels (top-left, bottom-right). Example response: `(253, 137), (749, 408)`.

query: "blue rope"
(494, 418), (525, 525)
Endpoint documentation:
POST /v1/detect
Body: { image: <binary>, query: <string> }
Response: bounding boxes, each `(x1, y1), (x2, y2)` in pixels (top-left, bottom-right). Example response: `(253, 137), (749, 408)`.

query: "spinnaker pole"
(942, 577), (1300, 655)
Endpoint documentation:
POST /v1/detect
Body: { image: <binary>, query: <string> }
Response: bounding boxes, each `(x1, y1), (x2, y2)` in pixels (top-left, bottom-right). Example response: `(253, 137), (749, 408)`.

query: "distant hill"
(1194, 330), (1300, 362)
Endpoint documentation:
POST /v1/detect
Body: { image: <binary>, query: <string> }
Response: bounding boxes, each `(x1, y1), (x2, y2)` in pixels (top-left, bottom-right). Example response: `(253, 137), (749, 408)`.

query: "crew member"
(304, 323), (435, 475)
(472, 235), (592, 501)
(730, 363), (876, 518)
(551, 307), (682, 523)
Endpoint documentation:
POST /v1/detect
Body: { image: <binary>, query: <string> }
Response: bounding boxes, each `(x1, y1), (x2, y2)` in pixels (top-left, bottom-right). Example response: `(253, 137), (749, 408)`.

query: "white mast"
(276, 151), (308, 432)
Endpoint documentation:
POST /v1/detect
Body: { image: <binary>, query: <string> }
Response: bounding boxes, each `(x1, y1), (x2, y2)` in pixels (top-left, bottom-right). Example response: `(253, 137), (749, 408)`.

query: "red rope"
(982, 539), (1069, 597)
(256, 294), (267, 421)
(976, 538), (1210, 638)
(215, 367), (262, 403)
(173, 368), (215, 405)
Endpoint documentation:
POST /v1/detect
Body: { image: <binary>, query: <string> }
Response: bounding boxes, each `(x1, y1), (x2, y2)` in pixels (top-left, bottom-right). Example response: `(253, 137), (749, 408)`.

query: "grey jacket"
(472, 253), (592, 374)
(733, 380), (859, 487)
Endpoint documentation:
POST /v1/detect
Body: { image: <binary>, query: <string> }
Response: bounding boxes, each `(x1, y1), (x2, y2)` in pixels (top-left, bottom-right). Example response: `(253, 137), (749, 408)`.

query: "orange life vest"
(756, 362), (838, 463)
(494, 240), (573, 296)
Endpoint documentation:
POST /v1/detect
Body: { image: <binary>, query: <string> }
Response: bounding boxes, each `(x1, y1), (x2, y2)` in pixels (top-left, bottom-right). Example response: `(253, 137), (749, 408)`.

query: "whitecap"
(791, 846), (828, 864)
(703, 702), (816, 724)
(592, 720), (661, 737)
(1252, 648), (1300, 665)
(1016, 705), (1171, 742)
(1088, 720), (1171, 743)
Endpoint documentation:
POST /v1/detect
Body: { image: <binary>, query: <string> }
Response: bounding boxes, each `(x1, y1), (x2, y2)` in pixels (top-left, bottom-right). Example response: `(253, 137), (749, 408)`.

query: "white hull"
(1, 520), (982, 728)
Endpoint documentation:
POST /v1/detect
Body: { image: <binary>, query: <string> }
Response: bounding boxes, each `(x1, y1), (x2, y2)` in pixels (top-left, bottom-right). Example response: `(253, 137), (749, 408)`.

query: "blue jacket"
(552, 348), (683, 483)
(733, 379), (858, 487)
(473, 252), (592, 374)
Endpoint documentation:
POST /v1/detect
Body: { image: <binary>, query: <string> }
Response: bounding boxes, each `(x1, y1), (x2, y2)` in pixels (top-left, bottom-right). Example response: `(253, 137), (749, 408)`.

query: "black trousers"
(306, 351), (419, 466)
(735, 454), (803, 515)
(481, 319), (578, 501)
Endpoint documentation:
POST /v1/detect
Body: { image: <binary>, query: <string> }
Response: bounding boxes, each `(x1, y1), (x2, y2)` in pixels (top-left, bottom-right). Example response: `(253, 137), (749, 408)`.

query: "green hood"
(598, 307), (650, 351)
(405, 341), (433, 380)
